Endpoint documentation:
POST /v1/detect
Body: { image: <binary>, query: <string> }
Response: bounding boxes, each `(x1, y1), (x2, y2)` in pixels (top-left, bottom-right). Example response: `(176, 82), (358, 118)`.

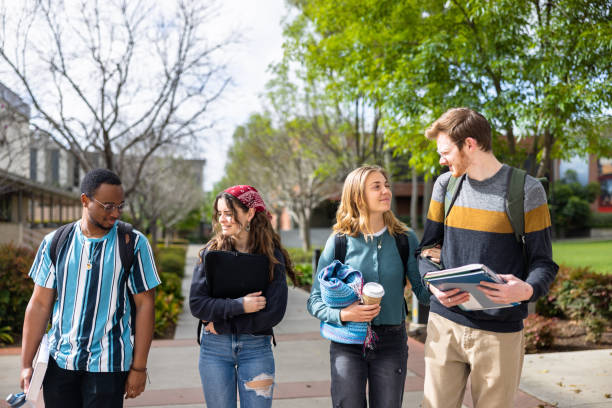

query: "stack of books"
(424, 264), (520, 311)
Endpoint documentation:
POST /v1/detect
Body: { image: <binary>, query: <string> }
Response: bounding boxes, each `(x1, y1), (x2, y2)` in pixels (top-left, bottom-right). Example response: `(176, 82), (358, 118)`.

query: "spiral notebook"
(204, 250), (270, 298)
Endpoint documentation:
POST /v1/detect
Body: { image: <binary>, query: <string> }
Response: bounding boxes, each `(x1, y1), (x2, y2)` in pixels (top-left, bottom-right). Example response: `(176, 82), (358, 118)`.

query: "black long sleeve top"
(189, 248), (289, 336)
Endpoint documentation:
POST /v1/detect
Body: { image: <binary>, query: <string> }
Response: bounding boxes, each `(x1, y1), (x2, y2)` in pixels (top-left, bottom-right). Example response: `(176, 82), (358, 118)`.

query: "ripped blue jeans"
(330, 323), (408, 408)
(199, 331), (274, 408)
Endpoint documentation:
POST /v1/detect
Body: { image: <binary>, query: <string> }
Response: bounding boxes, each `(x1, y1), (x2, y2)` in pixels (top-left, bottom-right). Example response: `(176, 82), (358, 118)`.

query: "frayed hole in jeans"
(244, 373), (274, 398)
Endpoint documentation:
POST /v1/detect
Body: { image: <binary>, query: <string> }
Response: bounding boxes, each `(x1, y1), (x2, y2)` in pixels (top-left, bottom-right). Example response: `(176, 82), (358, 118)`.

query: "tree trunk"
(410, 167), (418, 230)
(422, 177), (433, 229)
(150, 222), (158, 250)
(536, 128), (553, 179)
(297, 210), (311, 251)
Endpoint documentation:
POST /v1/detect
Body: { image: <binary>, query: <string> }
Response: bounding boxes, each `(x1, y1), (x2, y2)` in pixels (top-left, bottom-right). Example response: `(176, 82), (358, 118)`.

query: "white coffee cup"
(362, 282), (385, 305)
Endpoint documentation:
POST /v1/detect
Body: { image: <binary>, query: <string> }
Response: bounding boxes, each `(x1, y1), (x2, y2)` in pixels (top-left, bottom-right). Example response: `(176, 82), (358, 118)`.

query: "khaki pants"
(422, 313), (525, 408)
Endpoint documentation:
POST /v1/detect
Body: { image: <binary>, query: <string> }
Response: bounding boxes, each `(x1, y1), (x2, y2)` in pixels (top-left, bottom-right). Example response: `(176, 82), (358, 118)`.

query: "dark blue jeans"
(330, 323), (408, 408)
(43, 357), (129, 408)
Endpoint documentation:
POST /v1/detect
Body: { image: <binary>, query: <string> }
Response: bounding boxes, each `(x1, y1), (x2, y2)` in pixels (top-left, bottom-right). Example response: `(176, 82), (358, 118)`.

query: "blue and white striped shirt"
(29, 220), (161, 372)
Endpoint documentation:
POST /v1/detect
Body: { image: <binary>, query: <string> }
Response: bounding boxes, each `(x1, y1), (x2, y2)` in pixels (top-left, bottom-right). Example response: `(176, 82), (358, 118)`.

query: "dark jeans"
(43, 357), (129, 408)
(330, 323), (408, 408)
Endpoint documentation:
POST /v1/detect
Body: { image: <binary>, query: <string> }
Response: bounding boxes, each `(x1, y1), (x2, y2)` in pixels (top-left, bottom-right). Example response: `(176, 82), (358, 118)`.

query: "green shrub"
(286, 247), (314, 264)
(157, 251), (186, 277)
(159, 272), (183, 300)
(537, 265), (612, 341)
(293, 263), (314, 289)
(0, 243), (36, 345)
(589, 212), (612, 228)
(158, 244), (188, 257)
(154, 289), (182, 338)
(0, 326), (14, 345)
(524, 314), (557, 353)
(549, 170), (599, 236)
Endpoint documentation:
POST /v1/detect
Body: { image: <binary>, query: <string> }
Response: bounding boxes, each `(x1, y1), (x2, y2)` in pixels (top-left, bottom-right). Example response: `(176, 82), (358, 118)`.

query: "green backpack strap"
(444, 174), (465, 221)
(506, 167), (527, 244)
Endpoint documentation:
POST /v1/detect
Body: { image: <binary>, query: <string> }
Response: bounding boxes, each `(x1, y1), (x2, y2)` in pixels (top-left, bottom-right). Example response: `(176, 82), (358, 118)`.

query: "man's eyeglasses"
(91, 197), (126, 213)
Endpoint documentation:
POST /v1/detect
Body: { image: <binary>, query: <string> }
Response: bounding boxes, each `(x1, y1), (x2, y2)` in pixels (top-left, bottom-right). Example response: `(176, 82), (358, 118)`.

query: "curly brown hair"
(200, 192), (298, 285)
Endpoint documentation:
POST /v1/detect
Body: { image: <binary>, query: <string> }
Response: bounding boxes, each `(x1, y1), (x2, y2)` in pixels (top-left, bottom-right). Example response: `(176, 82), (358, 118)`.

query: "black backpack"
(50, 221), (137, 334)
(333, 233), (411, 313)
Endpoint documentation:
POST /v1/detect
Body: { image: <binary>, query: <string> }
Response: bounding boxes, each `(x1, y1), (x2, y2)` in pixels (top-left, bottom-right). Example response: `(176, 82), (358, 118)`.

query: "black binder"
(204, 250), (270, 298)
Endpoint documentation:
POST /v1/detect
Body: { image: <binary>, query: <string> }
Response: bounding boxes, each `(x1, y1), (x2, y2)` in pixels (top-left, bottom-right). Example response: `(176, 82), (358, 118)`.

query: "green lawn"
(552, 240), (612, 274)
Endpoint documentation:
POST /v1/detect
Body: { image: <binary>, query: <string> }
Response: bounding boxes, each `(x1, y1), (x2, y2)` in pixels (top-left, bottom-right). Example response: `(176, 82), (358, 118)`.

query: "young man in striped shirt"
(417, 108), (558, 408)
(20, 168), (161, 407)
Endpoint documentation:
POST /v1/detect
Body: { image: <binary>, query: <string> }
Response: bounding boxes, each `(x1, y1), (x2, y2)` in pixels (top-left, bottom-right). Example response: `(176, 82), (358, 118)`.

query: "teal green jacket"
(307, 229), (430, 326)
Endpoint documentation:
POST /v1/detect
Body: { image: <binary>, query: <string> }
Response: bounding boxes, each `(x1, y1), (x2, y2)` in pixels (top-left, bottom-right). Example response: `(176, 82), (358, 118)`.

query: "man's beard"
(88, 213), (112, 232)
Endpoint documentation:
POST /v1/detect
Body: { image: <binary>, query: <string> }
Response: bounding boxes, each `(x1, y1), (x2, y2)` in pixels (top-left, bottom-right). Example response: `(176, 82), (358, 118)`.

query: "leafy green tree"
(282, 0), (612, 178)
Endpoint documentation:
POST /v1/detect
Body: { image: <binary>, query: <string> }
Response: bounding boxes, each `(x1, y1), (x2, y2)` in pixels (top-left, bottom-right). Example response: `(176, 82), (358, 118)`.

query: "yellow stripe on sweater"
(525, 203), (552, 233)
(446, 206), (514, 233)
(427, 200), (444, 223)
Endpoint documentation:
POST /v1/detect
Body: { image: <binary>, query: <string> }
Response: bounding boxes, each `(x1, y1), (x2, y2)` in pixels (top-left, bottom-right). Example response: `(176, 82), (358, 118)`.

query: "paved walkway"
(2, 244), (611, 407)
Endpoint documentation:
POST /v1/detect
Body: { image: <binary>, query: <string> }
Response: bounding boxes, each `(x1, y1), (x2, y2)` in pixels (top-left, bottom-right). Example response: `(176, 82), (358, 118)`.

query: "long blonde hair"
(333, 165), (408, 238)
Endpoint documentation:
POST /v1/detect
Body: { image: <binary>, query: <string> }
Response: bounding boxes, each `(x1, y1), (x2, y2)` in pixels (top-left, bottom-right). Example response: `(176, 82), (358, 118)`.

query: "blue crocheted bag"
(318, 260), (367, 344)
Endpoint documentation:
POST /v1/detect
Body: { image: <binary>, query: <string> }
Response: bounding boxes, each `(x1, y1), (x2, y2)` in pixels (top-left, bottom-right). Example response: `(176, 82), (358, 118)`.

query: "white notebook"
(26, 334), (49, 402)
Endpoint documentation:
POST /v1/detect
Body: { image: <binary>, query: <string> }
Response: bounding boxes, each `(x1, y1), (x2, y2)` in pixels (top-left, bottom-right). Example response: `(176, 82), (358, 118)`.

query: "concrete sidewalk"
(2, 244), (611, 407)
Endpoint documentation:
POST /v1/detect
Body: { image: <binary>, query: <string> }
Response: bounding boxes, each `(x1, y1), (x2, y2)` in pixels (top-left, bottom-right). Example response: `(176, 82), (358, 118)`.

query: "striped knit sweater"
(417, 165), (558, 332)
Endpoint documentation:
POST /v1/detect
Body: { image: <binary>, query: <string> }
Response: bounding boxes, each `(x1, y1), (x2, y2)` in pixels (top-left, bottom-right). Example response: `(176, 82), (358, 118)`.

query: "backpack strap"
(506, 168), (527, 245)
(393, 233), (410, 280)
(334, 234), (347, 263)
(117, 221), (136, 273)
(444, 174), (465, 221)
(117, 221), (137, 335)
(50, 222), (76, 268)
(393, 233), (411, 315)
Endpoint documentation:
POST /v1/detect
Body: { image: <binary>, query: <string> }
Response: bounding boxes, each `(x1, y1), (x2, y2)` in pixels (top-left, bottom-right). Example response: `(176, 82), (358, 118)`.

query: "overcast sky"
(200, 0), (287, 190)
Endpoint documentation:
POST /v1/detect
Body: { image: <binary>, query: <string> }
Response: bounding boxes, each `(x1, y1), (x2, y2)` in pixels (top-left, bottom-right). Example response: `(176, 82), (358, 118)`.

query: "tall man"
(20, 168), (161, 407)
(417, 108), (558, 408)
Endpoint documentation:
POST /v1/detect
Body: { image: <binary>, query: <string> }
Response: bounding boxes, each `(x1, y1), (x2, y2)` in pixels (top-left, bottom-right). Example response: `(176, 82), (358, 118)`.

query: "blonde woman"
(307, 165), (430, 408)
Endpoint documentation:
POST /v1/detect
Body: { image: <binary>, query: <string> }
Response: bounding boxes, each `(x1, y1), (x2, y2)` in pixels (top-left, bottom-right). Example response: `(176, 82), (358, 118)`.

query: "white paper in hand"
(26, 334), (49, 402)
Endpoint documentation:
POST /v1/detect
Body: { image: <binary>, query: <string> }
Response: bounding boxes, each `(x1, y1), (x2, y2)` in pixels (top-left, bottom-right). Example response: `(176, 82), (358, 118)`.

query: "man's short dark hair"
(425, 107), (492, 152)
(81, 168), (122, 197)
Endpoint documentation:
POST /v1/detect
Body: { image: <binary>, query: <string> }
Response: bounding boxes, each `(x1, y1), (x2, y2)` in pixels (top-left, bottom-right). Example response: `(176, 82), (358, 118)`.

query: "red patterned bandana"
(224, 185), (268, 214)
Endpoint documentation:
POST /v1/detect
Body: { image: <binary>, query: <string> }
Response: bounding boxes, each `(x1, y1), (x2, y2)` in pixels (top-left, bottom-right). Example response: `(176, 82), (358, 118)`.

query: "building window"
(30, 148), (37, 181)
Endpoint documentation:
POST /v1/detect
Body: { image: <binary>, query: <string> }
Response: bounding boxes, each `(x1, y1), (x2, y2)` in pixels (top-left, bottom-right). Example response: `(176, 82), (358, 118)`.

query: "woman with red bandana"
(189, 185), (297, 408)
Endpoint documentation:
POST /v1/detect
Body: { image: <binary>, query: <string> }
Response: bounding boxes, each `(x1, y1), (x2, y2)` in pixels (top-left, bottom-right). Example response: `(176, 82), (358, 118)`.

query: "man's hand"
(243, 291), (266, 313)
(340, 301), (381, 322)
(124, 369), (147, 399)
(429, 285), (470, 308)
(421, 245), (441, 264)
(477, 274), (533, 304)
(204, 322), (218, 334)
(20, 367), (33, 392)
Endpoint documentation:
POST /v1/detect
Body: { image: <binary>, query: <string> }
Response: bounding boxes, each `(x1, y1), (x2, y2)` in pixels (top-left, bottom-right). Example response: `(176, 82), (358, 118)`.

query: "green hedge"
(286, 247), (314, 264)
(0, 243), (36, 345)
(157, 245), (187, 278)
(154, 289), (182, 338)
(589, 212), (612, 228)
(159, 272), (183, 300)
